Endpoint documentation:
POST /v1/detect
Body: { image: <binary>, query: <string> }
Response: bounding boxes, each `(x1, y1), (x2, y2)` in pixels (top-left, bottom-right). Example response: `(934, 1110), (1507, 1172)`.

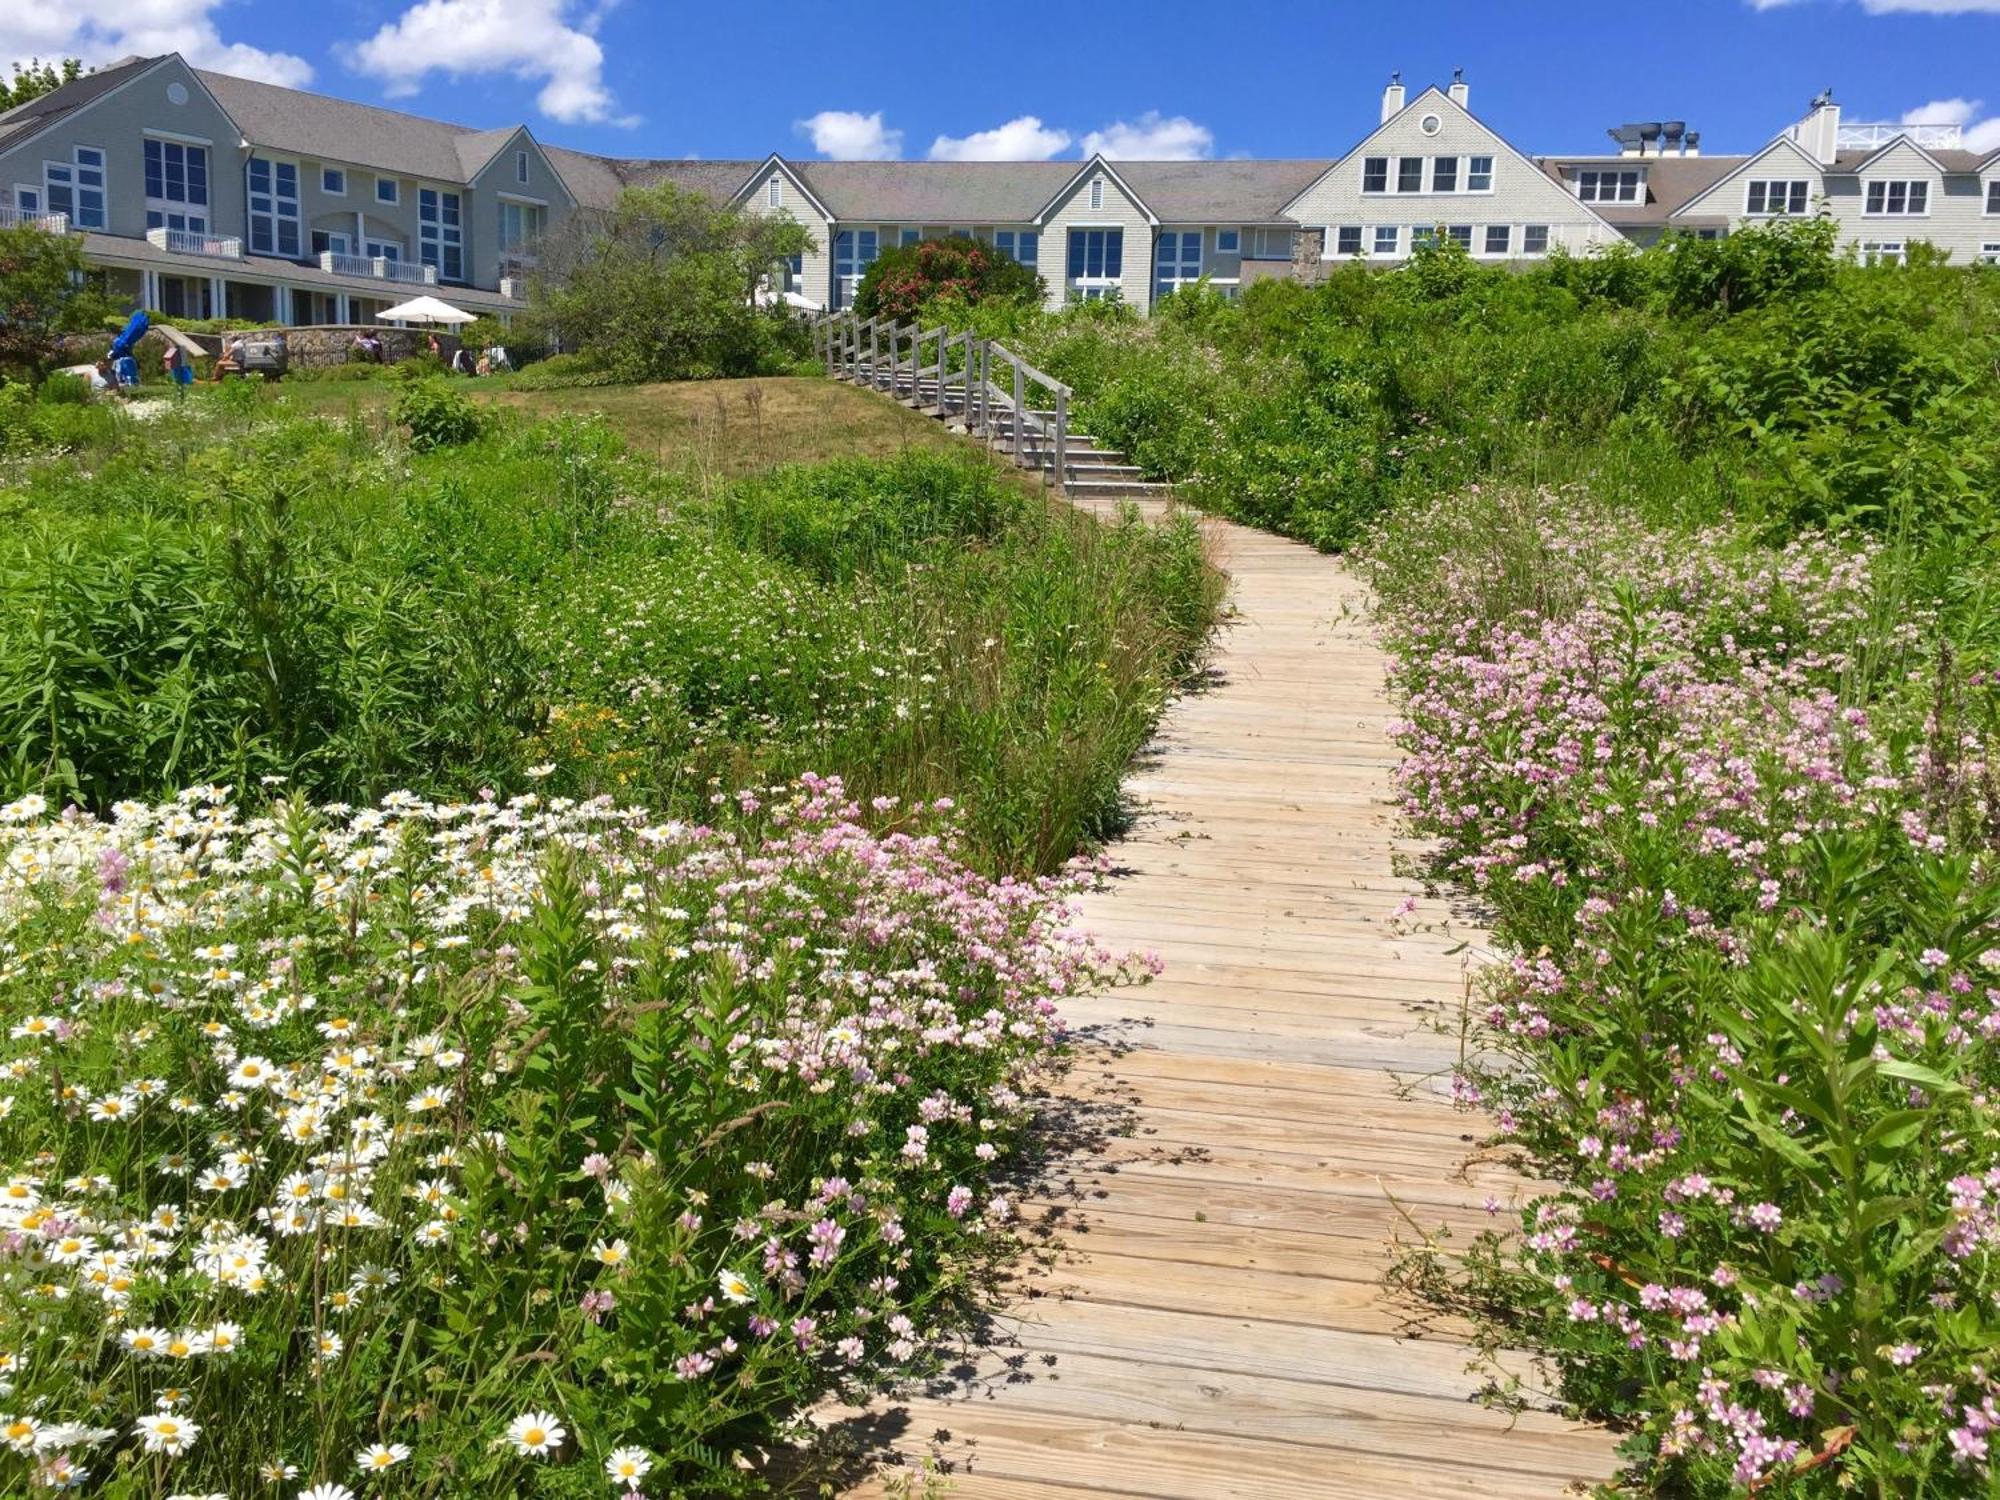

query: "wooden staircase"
(814, 313), (1171, 501)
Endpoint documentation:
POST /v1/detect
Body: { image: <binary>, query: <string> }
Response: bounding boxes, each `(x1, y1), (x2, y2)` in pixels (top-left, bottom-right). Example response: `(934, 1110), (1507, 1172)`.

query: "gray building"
(4, 56), (1995, 329)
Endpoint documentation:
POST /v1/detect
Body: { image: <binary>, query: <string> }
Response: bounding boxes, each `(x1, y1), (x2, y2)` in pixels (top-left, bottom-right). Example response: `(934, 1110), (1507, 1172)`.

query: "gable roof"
(1115, 159), (1333, 223)
(1830, 140), (1984, 175)
(782, 160), (1074, 222)
(0, 54), (166, 156)
(1032, 156), (1159, 225)
(1657, 134), (1820, 220)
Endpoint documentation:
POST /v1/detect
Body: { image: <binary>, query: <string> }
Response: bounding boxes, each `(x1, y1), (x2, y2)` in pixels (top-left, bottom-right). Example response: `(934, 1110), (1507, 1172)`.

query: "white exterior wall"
(1825, 140), (1991, 263)
(740, 164), (830, 307)
(1287, 87), (1618, 261)
(1036, 167), (1154, 312)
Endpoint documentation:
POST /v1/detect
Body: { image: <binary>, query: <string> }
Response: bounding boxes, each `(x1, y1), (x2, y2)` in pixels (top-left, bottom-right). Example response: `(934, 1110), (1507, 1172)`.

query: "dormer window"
(1089, 178), (1104, 211)
(1745, 180), (1810, 216)
(1864, 179), (1928, 216)
(1576, 168), (1641, 204)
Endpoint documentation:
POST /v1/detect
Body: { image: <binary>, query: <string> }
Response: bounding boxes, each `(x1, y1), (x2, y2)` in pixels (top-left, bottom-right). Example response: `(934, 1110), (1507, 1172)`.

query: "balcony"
(318, 251), (439, 285)
(0, 205), (70, 234)
(146, 225), (242, 259)
(1834, 122), (1963, 151)
(498, 276), (527, 300)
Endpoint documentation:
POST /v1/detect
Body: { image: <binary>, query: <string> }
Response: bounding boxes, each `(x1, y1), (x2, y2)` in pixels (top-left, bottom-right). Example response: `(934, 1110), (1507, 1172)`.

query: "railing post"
(1054, 387), (1069, 498)
(869, 321), (880, 387)
(1013, 360), (1026, 467)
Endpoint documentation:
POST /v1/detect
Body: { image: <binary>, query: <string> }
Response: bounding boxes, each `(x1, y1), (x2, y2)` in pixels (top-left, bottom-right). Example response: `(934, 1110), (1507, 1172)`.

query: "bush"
(37, 370), (91, 404)
(854, 238), (1043, 322)
(392, 377), (484, 450)
(509, 351), (622, 391)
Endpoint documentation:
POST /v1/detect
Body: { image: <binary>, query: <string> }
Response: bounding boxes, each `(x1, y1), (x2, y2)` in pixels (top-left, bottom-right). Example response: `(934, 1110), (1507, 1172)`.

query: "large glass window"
(419, 187), (463, 281)
(44, 145), (107, 229)
(1467, 156), (1494, 192)
(1431, 156), (1459, 193)
(1361, 158), (1388, 194)
(499, 199), (546, 255)
(832, 227), (878, 308)
(1153, 230), (1202, 299)
(1066, 227), (1123, 297)
(992, 229), (1038, 266)
(1396, 157), (1424, 193)
(247, 157), (300, 256)
(144, 138), (209, 234)
(1864, 180), (1929, 216)
(1746, 180), (1810, 216)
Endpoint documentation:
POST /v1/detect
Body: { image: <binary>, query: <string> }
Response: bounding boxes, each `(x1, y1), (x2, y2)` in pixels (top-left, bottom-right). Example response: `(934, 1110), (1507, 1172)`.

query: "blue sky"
(7, 0), (2000, 160)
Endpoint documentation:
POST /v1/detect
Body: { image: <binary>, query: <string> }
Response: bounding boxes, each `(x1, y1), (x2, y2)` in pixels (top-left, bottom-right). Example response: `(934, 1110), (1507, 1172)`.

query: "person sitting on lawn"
(212, 336), (245, 381)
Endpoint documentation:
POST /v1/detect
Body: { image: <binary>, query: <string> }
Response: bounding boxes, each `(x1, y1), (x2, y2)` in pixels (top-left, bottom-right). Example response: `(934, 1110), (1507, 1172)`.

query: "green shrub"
(37, 370), (91, 404)
(393, 377), (485, 450)
(855, 237), (1043, 322)
(509, 351), (622, 391)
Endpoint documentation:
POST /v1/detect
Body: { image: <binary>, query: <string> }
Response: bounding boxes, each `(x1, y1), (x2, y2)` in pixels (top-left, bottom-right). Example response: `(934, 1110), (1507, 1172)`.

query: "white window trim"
(1477, 224), (1512, 257)
(1360, 157), (1390, 196)
(321, 167), (347, 197)
(143, 127), (214, 148)
(1575, 168), (1643, 205)
(375, 176), (400, 206)
(1980, 242), (2000, 265)
(1521, 224), (1552, 257)
(1216, 228), (1241, 252)
(1089, 178), (1105, 211)
(246, 153), (302, 257)
(1327, 224), (1365, 257)
(1371, 225), (1400, 258)
(1986, 180), (2000, 215)
(1744, 179), (1811, 217)
(1465, 155), (1495, 194)
(498, 191), (551, 207)
(516, 149), (530, 185)
(12, 184), (40, 214)
(1862, 179), (1930, 218)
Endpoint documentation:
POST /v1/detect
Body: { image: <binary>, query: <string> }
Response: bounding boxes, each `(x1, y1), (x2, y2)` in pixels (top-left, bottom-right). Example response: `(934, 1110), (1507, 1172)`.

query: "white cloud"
(1079, 112), (1213, 160)
(1, 2), (312, 88)
(928, 115), (1071, 161)
(1899, 96), (2000, 150)
(346, 0), (630, 126)
(796, 109), (902, 160)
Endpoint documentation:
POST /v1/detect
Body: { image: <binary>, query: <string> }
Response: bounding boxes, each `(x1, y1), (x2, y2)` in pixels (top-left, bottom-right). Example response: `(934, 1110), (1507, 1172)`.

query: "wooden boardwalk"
(829, 504), (1617, 1498)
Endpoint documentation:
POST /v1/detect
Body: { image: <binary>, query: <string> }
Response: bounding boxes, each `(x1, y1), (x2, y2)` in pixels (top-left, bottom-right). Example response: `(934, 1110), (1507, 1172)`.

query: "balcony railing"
(0, 206), (70, 233)
(146, 225), (242, 259)
(319, 251), (438, 285)
(1832, 122), (1963, 151)
(498, 276), (527, 300)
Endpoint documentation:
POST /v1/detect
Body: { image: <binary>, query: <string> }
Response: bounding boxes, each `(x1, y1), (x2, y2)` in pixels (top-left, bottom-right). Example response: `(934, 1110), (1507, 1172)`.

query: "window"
(1335, 225), (1363, 256)
(247, 157), (301, 256)
(1250, 227), (1290, 259)
(1988, 181), (2000, 214)
(1373, 224), (1399, 256)
(1467, 156), (1493, 192)
(420, 187), (463, 281)
(1864, 180), (1928, 216)
(766, 176), (782, 208)
(831, 227), (879, 307)
(1523, 224), (1550, 255)
(1217, 228), (1240, 253)
(993, 229), (1038, 266)
(1446, 224), (1473, 249)
(900, 227), (920, 246)
(1088, 178), (1104, 211)
(1576, 168), (1641, 204)
(1483, 224), (1510, 255)
(1397, 157), (1424, 193)
(44, 145), (107, 229)
(364, 239), (401, 263)
(1361, 157), (1388, 194)
(143, 138), (208, 235)
(375, 176), (399, 205)
(1981, 243), (2000, 265)
(1154, 230), (1202, 299)
(516, 149), (530, 185)
(1863, 240), (1905, 265)
(498, 199), (546, 256)
(1411, 225), (1436, 249)
(322, 167), (346, 195)
(1745, 180), (1810, 216)
(1431, 156), (1458, 193)
(1067, 226), (1123, 282)
(310, 229), (352, 258)
(11, 187), (41, 215)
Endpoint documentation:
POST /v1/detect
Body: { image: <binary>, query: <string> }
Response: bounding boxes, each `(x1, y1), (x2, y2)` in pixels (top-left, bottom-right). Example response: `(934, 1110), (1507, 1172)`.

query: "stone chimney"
(1448, 68), (1470, 111)
(1796, 89), (1840, 164)
(1381, 71), (1405, 125)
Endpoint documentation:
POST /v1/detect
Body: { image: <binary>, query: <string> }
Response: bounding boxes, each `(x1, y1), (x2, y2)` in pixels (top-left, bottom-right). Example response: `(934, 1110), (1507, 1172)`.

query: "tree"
(527, 184), (812, 383)
(854, 238), (1042, 322)
(0, 223), (111, 377)
(1, 58), (83, 112)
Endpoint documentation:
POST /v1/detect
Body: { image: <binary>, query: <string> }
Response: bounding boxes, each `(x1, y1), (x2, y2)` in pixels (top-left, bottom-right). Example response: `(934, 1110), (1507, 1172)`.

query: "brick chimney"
(1381, 71), (1405, 124)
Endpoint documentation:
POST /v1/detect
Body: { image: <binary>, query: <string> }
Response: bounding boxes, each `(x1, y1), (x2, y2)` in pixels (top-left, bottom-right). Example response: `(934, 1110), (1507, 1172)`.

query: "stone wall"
(1290, 227), (1328, 287)
(55, 325), (460, 373)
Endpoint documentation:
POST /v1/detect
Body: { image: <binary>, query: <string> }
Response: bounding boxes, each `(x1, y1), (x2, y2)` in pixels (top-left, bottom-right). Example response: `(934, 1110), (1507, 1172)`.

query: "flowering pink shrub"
(0, 777), (1133, 1494)
(1369, 487), (2000, 1495)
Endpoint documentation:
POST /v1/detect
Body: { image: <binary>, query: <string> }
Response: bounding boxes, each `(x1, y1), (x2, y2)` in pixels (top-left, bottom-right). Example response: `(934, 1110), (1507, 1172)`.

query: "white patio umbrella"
(376, 294), (476, 326)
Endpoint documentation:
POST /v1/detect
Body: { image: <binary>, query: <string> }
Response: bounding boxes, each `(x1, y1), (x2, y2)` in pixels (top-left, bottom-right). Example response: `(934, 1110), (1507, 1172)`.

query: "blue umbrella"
(108, 309), (150, 360)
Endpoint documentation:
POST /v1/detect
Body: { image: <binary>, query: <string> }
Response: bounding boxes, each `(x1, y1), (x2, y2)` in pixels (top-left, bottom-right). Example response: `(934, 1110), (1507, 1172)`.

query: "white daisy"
(505, 1409), (565, 1458)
